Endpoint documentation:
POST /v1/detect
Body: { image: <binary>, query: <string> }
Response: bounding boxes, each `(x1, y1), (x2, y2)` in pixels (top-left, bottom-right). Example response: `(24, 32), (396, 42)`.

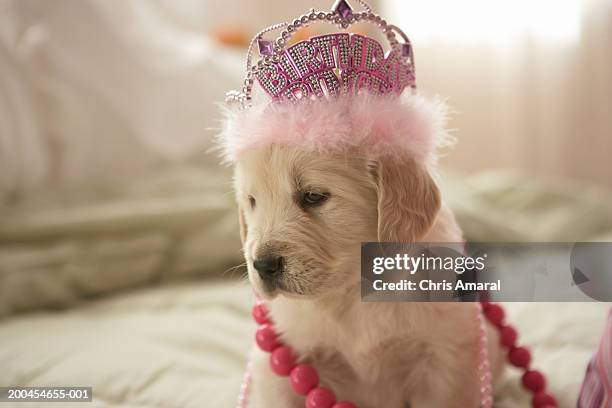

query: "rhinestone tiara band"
(225, 0), (416, 107)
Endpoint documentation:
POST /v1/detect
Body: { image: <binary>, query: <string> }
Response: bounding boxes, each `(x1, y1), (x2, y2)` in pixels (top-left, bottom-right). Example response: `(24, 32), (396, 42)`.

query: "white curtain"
(386, 0), (612, 191)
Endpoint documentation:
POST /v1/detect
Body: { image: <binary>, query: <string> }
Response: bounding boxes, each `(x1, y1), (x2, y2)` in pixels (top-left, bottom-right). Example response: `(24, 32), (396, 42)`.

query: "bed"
(1, 169), (611, 408)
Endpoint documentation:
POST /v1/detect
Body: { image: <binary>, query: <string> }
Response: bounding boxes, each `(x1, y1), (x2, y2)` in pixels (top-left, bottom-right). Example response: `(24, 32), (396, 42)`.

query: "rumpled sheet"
(0, 280), (608, 408)
(0, 281), (256, 408)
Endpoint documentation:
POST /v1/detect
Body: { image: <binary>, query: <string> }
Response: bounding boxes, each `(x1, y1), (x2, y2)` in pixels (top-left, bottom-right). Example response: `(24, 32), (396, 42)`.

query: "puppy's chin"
(248, 271), (281, 300)
(248, 270), (322, 300)
(250, 280), (280, 300)
(249, 273), (354, 303)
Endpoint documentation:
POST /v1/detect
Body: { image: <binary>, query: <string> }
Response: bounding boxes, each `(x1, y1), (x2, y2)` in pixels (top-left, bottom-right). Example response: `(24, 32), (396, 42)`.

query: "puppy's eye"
(302, 191), (329, 207)
(248, 195), (256, 209)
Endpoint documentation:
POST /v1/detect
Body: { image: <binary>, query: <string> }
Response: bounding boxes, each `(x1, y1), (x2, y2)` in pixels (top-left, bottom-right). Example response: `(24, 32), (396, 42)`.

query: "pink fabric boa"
(218, 92), (452, 166)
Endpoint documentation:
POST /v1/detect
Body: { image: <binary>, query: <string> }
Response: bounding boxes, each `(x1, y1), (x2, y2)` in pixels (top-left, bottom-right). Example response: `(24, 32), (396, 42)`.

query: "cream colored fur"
(234, 145), (503, 408)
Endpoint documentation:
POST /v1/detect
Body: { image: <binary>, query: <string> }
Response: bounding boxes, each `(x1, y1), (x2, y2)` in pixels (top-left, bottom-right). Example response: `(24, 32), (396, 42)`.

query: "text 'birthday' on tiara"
(257, 33), (415, 102)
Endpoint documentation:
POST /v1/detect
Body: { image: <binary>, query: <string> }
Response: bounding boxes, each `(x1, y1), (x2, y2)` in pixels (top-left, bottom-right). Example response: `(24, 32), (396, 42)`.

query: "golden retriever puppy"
(222, 94), (503, 407)
(233, 148), (503, 407)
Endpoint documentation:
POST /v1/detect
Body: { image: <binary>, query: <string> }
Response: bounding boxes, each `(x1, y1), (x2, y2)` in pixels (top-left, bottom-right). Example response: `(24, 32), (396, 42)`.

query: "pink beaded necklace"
(237, 301), (558, 408)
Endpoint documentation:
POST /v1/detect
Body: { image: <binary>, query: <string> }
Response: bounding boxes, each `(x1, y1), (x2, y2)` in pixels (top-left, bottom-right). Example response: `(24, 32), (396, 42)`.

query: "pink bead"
(484, 303), (505, 327)
(252, 302), (270, 325)
(306, 387), (336, 408)
(508, 346), (531, 368)
(332, 402), (357, 408)
(289, 364), (319, 395)
(269, 346), (296, 376)
(255, 324), (280, 352)
(522, 370), (546, 393)
(533, 392), (557, 407)
(500, 325), (518, 348)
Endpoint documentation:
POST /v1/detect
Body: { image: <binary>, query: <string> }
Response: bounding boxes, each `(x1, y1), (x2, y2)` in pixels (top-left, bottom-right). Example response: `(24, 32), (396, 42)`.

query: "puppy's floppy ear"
(238, 203), (248, 244)
(369, 156), (441, 242)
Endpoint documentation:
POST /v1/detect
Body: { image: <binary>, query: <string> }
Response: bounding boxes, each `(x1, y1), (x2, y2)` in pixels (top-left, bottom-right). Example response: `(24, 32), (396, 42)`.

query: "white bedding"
(0, 280), (608, 408)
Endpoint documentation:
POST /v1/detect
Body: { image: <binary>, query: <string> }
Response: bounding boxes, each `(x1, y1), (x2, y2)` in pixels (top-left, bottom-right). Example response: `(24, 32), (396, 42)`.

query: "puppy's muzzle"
(253, 255), (284, 281)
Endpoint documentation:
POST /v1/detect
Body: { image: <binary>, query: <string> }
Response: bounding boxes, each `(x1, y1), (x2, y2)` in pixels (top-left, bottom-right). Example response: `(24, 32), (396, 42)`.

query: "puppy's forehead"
(238, 146), (365, 190)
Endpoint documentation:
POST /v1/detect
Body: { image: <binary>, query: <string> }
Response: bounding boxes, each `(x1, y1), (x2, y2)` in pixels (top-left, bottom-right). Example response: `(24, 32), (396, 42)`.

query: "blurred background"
(0, 1), (610, 407)
(1, 0), (611, 199)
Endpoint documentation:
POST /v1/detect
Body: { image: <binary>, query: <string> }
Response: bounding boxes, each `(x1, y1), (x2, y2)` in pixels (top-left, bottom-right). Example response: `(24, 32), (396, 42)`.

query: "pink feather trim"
(218, 92), (453, 166)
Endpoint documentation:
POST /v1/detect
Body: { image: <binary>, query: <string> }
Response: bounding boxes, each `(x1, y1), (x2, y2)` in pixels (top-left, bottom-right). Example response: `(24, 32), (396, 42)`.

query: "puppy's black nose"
(253, 256), (284, 280)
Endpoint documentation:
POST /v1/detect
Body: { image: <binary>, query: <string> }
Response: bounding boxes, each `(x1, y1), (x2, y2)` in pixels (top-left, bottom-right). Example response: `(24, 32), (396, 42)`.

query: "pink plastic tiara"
(225, 0), (416, 107)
